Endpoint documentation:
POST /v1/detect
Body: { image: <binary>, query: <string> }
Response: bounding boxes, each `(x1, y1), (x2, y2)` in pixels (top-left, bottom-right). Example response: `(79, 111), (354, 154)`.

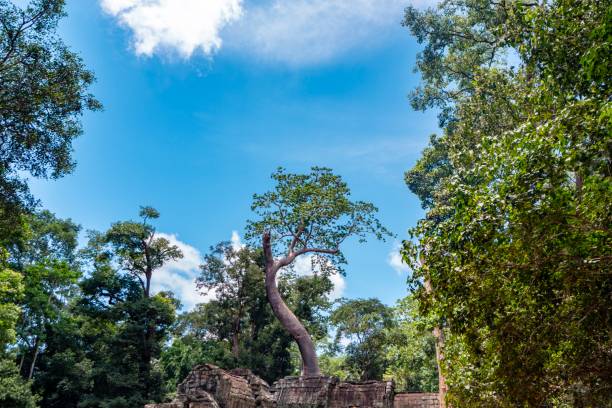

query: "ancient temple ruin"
(145, 364), (439, 408)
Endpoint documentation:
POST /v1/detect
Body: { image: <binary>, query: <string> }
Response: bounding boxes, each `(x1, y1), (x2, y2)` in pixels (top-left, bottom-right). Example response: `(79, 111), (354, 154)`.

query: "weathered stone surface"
(393, 393), (439, 408)
(230, 368), (275, 408)
(146, 365), (437, 408)
(177, 364), (256, 408)
(273, 375), (337, 407)
(329, 381), (394, 408)
(272, 376), (394, 408)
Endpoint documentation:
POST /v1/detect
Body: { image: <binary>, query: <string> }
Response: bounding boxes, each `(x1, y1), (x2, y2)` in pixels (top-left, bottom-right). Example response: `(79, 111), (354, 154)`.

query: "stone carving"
(145, 365), (438, 408)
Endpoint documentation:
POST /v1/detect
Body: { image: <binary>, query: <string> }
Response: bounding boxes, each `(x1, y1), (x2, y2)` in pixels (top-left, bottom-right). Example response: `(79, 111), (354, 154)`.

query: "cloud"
(291, 254), (346, 300)
(227, 0), (409, 65)
(151, 232), (211, 310)
(100, 0), (243, 58)
(388, 242), (410, 275)
(100, 0), (438, 64)
(231, 230), (244, 251)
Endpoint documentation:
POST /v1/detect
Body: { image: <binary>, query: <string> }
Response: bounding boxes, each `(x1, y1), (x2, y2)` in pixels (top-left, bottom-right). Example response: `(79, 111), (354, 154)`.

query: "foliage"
(0, 250), (38, 408)
(403, 0), (611, 406)
(246, 167), (391, 376)
(0, 358), (39, 408)
(330, 298), (394, 381)
(176, 242), (334, 384)
(0, 0), (101, 217)
(246, 167), (392, 271)
(384, 296), (438, 392)
(0, 262), (22, 348)
(89, 206), (183, 298)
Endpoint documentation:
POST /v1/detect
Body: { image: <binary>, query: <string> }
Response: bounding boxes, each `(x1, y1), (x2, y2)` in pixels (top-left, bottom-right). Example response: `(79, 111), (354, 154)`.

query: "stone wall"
(272, 376), (394, 408)
(145, 365), (438, 408)
(329, 381), (394, 408)
(145, 364), (274, 408)
(393, 393), (439, 408)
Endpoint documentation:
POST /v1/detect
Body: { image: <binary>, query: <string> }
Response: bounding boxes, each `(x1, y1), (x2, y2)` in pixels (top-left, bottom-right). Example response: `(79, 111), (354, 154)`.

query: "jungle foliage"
(403, 0), (611, 406)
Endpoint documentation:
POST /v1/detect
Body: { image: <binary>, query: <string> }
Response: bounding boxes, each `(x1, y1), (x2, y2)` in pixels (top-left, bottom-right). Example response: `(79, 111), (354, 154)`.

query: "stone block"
(393, 393), (439, 408)
(329, 381), (394, 408)
(273, 376), (338, 407)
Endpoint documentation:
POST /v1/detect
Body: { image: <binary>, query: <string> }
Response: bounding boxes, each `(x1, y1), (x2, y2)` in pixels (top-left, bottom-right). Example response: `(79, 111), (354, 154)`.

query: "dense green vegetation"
(403, 0), (611, 406)
(0, 0), (608, 407)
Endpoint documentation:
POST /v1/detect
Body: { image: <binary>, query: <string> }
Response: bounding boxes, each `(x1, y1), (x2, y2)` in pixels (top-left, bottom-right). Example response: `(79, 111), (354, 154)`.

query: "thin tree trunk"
(262, 232), (321, 377)
(433, 325), (448, 408)
(422, 251), (448, 408)
(18, 350), (25, 375)
(28, 336), (40, 380)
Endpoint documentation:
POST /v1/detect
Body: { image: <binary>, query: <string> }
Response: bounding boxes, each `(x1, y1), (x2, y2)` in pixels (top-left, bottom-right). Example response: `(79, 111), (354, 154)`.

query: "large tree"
(186, 241), (334, 383)
(403, 0), (611, 406)
(197, 243), (265, 359)
(0, 0), (100, 221)
(84, 207), (182, 404)
(247, 167), (391, 376)
(330, 298), (394, 381)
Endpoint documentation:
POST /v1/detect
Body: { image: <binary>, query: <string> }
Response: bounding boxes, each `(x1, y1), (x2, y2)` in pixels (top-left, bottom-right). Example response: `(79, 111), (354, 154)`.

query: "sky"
(27, 0), (441, 310)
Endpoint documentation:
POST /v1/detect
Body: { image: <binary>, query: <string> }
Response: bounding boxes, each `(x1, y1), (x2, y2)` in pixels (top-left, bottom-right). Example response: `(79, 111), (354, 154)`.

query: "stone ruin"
(145, 364), (438, 408)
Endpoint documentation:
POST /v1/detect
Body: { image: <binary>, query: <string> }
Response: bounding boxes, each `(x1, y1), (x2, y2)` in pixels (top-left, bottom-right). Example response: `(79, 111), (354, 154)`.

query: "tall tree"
(188, 240), (334, 383)
(403, 0), (611, 406)
(385, 295), (438, 393)
(197, 243), (265, 359)
(0, 250), (38, 408)
(247, 167), (391, 376)
(0, 0), (100, 221)
(92, 206), (183, 299)
(84, 207), (183, 404)
(330, 298), (394, 381)
(8, 211), (81, 382)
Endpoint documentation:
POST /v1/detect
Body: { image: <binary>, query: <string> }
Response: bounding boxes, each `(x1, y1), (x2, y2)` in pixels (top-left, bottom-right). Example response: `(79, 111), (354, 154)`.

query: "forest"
(0, 0), (609, 407)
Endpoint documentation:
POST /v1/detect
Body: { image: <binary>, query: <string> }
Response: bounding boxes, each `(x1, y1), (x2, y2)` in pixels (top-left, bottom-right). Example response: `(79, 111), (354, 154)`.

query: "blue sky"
(28, 0), (440, 310)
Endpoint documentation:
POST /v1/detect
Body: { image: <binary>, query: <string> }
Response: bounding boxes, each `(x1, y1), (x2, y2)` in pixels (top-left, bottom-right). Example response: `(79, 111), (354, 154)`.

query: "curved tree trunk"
(263, 233), (321, 377)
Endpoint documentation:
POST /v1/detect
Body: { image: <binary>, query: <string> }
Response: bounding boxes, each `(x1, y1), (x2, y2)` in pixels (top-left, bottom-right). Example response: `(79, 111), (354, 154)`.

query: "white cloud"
(388, 242), (410, 275)
(291, 254), (346, 300)
(100, 0), (243, 58)
(100, 0), (438, 64)
(151, 232), (211, 310)
(231, 230), (244, 251)
(227, 0), (410, 65)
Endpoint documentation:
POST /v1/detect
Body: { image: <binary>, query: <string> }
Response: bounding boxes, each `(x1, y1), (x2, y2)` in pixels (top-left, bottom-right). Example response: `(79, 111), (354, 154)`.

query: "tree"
(403, 0), (611, 406)
(189, 240), (335, 383)
(92, 206), (182, 299)
(385, 295), (438, 392)
(82, 207), (182, 405)
(330, 298), (394, 381)
(0, 251), (39, 408)
(0, 0), (101, 219)
(10, 211), (81, 382)
(247, 167), (391, 376)
(197, 243), (265, 359)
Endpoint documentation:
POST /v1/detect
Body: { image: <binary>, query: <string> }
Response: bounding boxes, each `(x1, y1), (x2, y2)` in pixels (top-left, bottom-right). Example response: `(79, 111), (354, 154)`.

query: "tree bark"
(28, 336), (40, 380)
(421, 251), (448, 408)
(433, 325), (448, 408)
(262, 232), (321, 377)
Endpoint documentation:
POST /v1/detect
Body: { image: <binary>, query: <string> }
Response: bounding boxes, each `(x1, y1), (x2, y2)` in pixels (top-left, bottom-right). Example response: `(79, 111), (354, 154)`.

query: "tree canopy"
(403, 0), (611, 406)
(247, 167), (391, 376)
(0, 0), (100, 219)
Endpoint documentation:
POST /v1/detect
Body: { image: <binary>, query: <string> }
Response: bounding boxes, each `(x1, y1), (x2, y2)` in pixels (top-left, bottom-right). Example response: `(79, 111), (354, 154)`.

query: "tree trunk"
(28, 336), (40, 380)
(232, 330), (240, 358)
(262, 232), (321, 377)
(421, 251), (448, 408)
(433, 325), (448, 408)
(18, 350), (25, 375)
